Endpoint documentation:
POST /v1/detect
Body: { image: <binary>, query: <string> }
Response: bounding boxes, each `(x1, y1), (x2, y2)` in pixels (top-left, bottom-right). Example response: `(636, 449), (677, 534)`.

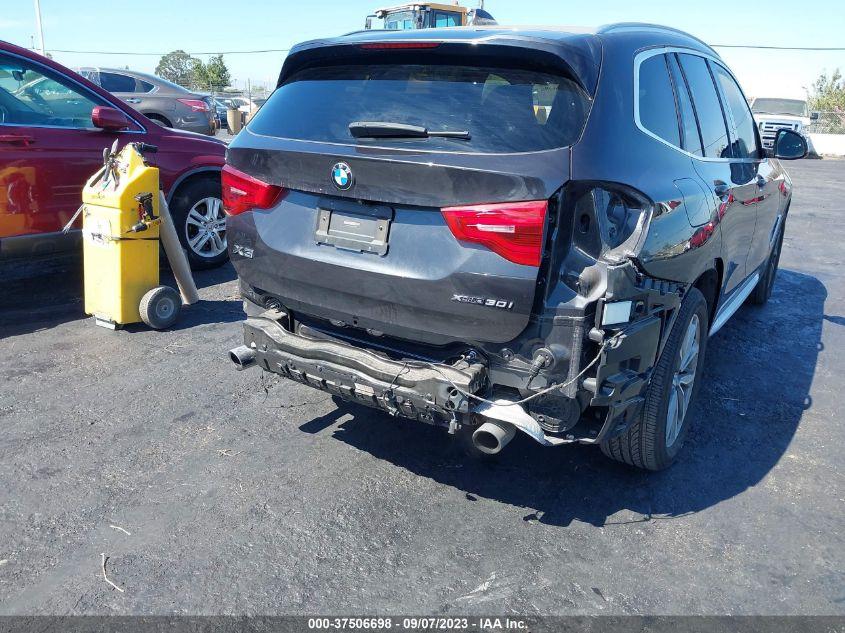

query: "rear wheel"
(146, 114), (172, 128)
(169, 177), (227, 269)
(750, 216), (785, 306)
(601, 287), (709, 471)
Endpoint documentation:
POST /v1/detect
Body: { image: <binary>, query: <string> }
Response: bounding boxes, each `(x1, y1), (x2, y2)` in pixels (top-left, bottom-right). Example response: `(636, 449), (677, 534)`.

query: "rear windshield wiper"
(349, 121), (470, 140)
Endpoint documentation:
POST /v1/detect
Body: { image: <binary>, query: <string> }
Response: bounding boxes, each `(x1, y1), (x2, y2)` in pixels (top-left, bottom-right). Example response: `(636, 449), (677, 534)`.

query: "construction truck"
(364, 1), (496, 30)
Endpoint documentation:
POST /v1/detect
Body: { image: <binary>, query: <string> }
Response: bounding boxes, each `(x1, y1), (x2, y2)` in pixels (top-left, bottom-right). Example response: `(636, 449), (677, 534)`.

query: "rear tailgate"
(226, 42), (594, 346)
(227, 143), (572, 345)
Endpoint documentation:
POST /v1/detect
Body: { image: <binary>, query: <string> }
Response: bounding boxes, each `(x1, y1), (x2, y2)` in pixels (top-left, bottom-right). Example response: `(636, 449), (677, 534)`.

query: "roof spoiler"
(277, 36), (602, 96)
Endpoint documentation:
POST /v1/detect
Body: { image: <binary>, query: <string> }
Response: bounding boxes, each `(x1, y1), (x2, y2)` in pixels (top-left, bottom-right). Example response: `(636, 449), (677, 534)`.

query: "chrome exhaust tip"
(229, 345), (257, 371)
(472, 420), (517, 455)
(471, 400), (573, 448)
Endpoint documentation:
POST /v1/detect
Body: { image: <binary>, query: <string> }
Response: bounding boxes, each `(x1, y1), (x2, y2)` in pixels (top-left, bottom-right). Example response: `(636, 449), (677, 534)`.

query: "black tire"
(749, 216), (785, 306)
(146, 114), (172, 128)
(139, 286), (181, 330)
(600, 287), (709, 471)
(168, 176), (227, 270)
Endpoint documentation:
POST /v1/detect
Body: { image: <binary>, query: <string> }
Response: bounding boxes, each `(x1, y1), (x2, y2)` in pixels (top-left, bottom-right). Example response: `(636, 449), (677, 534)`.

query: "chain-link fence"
(806, 111), (845, 134)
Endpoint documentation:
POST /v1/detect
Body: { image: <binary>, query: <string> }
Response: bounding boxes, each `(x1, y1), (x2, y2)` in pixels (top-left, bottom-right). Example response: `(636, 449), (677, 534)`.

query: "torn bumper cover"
(233, 259), (685, 448)
(473, 400), (574, 446)
(583, 264), (686, 442)
(240, 311), (486, 425)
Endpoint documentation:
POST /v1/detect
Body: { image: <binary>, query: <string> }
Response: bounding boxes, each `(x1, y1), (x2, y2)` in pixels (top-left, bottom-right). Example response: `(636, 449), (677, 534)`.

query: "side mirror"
(810, 111), (820, 121)
(773, 129), (807, 160)
(365, 15), (374, 29)
(91, 106), (130, 131)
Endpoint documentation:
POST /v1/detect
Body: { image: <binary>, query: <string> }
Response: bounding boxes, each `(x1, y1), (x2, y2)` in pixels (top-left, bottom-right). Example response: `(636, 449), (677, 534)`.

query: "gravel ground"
(0, 159), (842, 616)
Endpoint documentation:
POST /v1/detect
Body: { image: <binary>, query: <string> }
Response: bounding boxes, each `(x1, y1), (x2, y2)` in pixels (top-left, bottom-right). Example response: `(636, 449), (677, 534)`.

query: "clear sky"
(2, 0), (844, 99)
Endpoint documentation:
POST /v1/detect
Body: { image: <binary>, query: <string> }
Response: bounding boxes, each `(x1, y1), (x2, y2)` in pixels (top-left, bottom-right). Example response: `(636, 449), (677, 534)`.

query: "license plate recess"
(315, 204), (392, 256)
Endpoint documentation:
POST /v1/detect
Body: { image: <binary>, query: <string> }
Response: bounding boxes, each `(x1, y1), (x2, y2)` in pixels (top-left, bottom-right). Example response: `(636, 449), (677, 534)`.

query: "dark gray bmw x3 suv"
(224, 24), (806, 470)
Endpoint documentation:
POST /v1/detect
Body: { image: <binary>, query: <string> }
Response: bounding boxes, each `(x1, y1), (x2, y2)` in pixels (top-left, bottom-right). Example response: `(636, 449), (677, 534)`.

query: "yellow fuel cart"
(81, 142), (197, 330)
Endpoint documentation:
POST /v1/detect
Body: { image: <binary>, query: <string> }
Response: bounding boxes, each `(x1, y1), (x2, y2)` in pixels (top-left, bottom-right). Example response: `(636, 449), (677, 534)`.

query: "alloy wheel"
(666, 313), (700, 447)
(185, 197), (227, 258)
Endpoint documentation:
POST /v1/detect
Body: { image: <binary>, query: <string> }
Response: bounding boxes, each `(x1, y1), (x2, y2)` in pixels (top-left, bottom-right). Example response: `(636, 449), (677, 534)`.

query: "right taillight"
(222, 165), (285, 216)
(177, 98), (210, 112)
(441, 200), (548, 267)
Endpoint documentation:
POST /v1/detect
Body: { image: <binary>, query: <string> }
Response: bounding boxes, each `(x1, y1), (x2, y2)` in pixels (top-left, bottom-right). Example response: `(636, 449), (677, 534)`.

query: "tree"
(155, 51), (232, 92)
(808, 69), (845, 112)
(807, 69), (845, 133)
(193, 55), (231, 92)
(155, 50), (199, 88)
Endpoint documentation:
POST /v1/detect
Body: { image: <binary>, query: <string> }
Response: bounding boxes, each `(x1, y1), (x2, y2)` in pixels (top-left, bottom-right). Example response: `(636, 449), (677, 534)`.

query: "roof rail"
(597, 22), (717, 55)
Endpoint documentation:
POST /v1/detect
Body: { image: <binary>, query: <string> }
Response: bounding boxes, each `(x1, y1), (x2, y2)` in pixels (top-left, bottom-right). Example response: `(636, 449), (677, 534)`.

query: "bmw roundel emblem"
(331, 162), (353, 191)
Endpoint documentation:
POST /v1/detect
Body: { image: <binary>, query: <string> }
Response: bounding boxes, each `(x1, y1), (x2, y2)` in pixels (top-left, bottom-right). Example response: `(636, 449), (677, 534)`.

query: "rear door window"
(667, 53), (703, 156)
(247, 64), (591, 154)
(638, 54), (681, 147)
(99, 72), (138, 93)
(678, 54), (731, 158)
(710, 62), (760, 159)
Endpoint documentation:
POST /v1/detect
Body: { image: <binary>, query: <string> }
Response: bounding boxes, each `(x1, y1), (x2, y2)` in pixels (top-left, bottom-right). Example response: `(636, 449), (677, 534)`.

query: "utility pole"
(33, 0), (46, 55)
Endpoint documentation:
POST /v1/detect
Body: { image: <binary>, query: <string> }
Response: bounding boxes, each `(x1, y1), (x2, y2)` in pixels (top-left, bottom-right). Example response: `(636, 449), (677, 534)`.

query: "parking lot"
(0, 159), (843, 615)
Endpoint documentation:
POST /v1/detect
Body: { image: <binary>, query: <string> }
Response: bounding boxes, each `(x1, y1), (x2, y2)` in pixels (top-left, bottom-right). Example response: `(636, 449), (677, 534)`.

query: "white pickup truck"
(750, 97), (817, 151)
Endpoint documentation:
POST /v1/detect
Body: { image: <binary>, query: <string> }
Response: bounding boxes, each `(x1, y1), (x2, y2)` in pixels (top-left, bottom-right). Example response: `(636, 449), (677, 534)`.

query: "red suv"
(0, 41), (228, 268)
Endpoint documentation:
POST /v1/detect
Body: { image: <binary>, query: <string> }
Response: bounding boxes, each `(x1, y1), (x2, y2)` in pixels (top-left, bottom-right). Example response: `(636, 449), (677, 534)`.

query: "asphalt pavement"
(0, 159), (843, 615)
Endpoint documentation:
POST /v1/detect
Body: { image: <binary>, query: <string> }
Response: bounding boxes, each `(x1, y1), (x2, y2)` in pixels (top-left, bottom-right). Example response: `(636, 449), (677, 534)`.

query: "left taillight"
(441, 200), (548, 267)
(177, 98), (210, 112)
(222, 165), (285, 216)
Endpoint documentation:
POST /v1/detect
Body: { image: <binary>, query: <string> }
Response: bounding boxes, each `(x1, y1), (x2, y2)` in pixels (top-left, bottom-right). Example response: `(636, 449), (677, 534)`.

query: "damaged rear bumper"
(239, 309), (486, 426)
(232, 257), (686, 449)
(234, 309), (582, 446)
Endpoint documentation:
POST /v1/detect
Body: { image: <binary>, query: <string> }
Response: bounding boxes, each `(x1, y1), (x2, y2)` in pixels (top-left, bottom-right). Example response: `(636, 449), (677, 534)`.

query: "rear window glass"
(638, 54), (681, 147)
(247, 64), (591, 153)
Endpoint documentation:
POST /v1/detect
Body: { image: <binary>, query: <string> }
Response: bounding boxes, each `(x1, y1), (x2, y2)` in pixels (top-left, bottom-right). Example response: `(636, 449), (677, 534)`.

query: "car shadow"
(188, 261), (238, 289)
(0, 255), (240, 338)
(314, 269), (825, 527)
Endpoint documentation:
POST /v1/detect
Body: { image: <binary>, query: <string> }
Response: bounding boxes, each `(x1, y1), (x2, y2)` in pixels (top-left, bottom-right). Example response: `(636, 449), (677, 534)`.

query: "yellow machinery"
(81, 143), (192, 330)
(364, 1), (496, 30)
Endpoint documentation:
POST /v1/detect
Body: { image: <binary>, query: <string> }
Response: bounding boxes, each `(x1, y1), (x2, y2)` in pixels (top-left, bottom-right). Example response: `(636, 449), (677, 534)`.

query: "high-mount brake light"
(176, 98), (210, 112)
(359, 42), (441, 50)
(222, 165), (286, 216)
(441, 201), (548, 267)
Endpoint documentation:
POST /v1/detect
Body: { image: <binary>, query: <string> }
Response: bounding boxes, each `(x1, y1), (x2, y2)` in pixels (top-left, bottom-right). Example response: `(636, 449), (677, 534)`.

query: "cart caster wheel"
(139, 286), (181, 330)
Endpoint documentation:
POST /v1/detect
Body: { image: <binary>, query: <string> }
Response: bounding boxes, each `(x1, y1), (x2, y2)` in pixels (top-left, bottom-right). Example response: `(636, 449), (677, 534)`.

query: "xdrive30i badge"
(451, 294), (514, 310)
(331, 162), (353, 190)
